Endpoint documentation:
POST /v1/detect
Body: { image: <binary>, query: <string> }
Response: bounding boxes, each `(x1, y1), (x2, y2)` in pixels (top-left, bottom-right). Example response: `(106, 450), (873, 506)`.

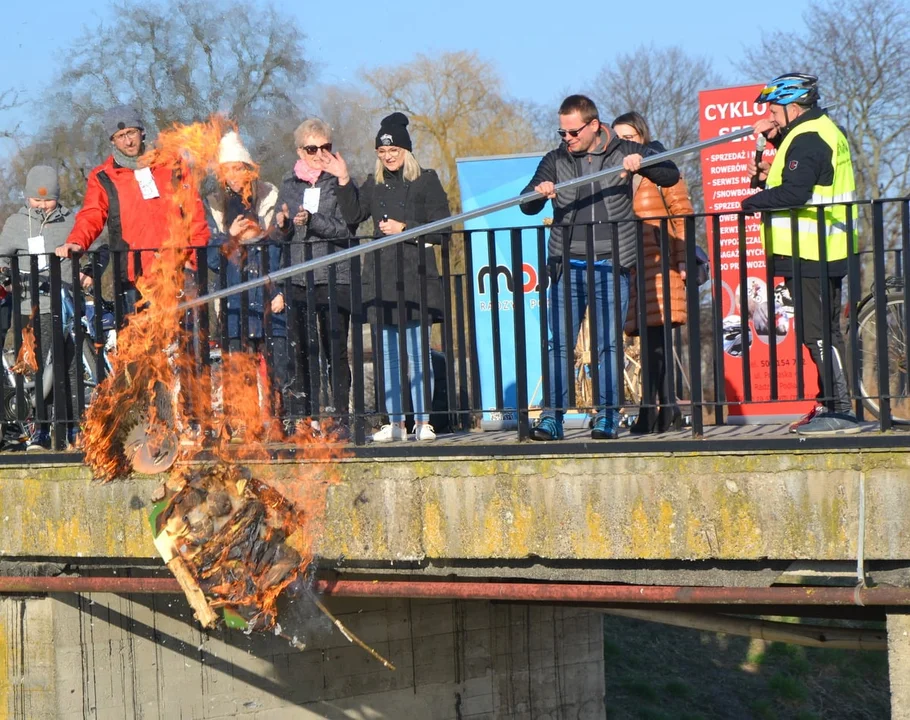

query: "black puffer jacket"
(272, 170), (354, 287)
(336, 167), (448, 325)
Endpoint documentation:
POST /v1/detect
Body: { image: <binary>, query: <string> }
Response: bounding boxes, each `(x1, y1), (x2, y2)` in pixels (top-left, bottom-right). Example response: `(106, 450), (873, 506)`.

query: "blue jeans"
(380, 323), (434, 423)
(546, 260), (630, 424)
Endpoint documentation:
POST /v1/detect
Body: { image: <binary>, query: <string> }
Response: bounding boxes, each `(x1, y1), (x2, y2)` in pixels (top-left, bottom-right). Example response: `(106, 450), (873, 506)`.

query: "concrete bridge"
(2, 429), (910, 718)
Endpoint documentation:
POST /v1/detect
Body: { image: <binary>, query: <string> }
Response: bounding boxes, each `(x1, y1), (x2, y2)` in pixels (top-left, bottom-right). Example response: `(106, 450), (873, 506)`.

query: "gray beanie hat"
(25, 165), (60, 201)
(103, 104), (144, 139)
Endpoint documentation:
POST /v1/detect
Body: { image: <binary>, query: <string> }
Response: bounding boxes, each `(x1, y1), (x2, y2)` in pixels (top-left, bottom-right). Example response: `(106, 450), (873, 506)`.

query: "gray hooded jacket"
(0, 205), (104, 314)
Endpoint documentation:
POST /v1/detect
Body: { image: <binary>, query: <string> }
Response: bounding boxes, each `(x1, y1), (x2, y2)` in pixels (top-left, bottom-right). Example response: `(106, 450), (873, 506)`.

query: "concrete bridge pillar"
(889, 613), (910, 719)
(1, 593), (605, 719)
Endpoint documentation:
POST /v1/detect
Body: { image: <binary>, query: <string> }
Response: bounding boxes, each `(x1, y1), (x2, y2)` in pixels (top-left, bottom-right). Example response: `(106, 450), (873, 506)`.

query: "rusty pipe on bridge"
(2, 576), (910, 606)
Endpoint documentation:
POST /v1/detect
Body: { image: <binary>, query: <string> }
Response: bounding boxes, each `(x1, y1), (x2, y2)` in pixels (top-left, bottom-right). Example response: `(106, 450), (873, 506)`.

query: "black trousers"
(785, 275), (850, 413)
(290, 286), (351, 418)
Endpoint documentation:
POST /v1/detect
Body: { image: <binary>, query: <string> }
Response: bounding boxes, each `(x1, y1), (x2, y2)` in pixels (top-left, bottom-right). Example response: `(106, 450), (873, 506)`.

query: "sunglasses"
(302, 143), (332, 155)
(557, 119), (593, 138)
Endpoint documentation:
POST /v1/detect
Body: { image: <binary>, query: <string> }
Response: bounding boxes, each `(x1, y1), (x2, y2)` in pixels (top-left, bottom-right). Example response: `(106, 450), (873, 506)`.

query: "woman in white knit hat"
(205, 131), (288, 434)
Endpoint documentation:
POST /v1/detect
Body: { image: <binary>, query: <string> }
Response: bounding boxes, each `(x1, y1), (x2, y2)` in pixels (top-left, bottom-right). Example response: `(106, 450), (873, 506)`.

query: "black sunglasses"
(557, 119), (593, 138)
(302, 143), (333, 155)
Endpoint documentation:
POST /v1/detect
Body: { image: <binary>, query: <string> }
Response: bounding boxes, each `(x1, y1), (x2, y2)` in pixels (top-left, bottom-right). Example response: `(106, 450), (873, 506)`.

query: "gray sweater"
(0, 205), (104, 314)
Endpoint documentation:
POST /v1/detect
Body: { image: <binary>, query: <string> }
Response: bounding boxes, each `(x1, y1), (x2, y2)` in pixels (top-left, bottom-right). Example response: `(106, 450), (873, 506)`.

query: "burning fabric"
(150, 462), (306, 631)
(74, 117), (392, 667)
(10, 310), (39, 375)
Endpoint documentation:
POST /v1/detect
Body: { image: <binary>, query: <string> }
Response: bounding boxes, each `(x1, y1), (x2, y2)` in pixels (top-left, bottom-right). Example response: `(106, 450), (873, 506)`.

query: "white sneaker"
(414, 424), (436, 441)
(371, 424), (406, 443)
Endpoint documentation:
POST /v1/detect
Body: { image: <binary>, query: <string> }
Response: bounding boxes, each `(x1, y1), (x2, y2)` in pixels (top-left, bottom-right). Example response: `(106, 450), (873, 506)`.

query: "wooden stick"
(167, 557), (219, 629)
(311, 595), (396, 670)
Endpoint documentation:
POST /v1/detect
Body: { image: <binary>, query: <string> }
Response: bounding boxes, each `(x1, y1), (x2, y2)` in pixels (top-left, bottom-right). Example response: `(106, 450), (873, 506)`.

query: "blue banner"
(456, 154), (547, 430)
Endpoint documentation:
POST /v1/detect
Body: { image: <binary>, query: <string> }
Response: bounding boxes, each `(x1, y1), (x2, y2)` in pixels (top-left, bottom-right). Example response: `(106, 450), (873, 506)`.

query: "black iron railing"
(1, 197), (908, 450)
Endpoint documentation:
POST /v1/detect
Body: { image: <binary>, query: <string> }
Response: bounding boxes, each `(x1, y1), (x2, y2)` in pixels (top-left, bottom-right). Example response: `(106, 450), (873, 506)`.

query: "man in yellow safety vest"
(742, 72), (859, 435)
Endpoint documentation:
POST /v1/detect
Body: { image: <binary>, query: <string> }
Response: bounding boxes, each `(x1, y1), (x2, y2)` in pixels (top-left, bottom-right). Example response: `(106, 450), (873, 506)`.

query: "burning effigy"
(77, 117), (392, 668)
(149, 462), (308, 632)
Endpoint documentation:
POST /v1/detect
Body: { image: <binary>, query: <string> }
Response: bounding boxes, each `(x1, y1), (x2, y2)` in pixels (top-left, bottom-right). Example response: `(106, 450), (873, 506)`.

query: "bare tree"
(317, 84), (381, 186)
(362, 51), (544, 211)
(9, 0), (309, 208)
(0, 88), (26, 223)
(590, 45), (723, 211)
(0, 89), (22, 141)
(59, 0), (307, 129)
(739, 0), (910, 203)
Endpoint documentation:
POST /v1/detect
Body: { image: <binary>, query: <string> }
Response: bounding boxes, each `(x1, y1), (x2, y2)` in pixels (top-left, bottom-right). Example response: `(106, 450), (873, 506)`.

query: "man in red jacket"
(56, 105), (209, 301)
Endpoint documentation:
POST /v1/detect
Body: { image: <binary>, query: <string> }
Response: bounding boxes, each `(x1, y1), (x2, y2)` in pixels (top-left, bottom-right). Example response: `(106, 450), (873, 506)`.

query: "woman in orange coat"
(612, 112), (695, 434)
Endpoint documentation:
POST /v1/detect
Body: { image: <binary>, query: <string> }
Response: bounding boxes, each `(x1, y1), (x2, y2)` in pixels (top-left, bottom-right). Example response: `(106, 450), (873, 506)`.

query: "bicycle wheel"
(856, 293), (910, 423)
(79, 337), (99, 406)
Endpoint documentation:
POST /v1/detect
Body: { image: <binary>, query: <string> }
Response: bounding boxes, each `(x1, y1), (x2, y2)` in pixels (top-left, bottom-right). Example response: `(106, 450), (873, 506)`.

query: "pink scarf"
(294, 159), (321, 185)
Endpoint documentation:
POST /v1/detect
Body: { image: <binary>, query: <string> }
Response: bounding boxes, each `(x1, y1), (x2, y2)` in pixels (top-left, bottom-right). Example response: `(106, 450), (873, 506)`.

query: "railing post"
(817, 206), (835, 412)
(710, 214), (725, 425)
(872, 200), (892, 431)
(790, 210), (806, 401)
(350, 254), (366, 445)
(48, 254), (67, 450)
(900, 199), (910, 421)
(463, 231), (482, 428)
(846, 203), (862, 420)
(737, 213), (752, 403)
(510, 228), (529, 441)
(684, 216), (704, 436)
(440, 232), (458, 436)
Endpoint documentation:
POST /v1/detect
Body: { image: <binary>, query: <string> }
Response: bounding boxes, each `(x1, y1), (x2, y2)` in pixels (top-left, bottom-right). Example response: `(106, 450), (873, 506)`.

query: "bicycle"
(2, 281), (116, 442)
(851, 275), (909, 423)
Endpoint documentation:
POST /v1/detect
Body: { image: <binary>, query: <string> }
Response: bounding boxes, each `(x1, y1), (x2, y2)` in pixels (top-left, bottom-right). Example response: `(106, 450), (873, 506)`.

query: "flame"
(78, 116), (348, 633)
(215, 160), (260, 211)
(11, 308), (38, 375)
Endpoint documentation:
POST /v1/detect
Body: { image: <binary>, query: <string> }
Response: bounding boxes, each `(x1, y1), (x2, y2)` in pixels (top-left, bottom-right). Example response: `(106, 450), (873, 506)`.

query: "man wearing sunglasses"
(520, 94), (680, 441)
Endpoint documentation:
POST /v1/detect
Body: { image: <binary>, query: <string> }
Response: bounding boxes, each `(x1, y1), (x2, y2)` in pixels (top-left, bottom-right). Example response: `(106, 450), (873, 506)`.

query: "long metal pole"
(2, 575), (910, 606)
(178, 127), (754, 311)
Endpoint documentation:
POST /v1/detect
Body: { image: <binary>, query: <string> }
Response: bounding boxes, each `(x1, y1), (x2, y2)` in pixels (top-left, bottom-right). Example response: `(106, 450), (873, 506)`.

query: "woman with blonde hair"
(273, 117), (354, 430)
(612, 112), (694, 434)
(323, 112), (448, 442)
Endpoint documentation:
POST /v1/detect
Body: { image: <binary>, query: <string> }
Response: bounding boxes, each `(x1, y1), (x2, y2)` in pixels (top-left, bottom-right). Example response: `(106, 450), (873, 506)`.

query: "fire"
(78, 117), (353, 643)
(10, 309), (38, 375)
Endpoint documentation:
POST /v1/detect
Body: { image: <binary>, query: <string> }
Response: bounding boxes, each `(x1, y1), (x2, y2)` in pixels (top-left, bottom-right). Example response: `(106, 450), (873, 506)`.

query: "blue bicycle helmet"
(756, 73), (819, 106)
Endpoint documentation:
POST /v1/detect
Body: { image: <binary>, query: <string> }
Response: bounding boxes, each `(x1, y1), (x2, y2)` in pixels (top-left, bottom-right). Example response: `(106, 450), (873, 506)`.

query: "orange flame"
(79, 116), (347, 633)
(11, 309), (38, 375)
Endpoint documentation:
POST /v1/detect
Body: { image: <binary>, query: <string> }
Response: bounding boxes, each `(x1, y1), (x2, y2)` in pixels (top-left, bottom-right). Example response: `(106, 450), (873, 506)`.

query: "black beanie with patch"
(375, 112), (412, 151)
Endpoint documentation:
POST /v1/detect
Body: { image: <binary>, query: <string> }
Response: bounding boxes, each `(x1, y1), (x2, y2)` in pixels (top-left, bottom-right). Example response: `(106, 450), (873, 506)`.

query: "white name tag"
(27, 235), (48, 272)
(302, 187), (321, 214)
(134, 167), (160, 200)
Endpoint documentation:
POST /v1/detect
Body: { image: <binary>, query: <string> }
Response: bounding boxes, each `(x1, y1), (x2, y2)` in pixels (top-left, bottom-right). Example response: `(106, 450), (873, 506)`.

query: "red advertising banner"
(698, 84), (818, 422)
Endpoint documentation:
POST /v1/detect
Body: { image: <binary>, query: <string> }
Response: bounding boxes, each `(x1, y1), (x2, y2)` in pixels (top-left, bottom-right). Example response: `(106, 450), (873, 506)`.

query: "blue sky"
(0, 0), (814, 147)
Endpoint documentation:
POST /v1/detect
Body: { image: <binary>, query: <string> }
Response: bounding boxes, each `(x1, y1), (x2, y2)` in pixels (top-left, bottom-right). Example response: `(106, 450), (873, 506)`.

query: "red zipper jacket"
(67, 155), (208, 280)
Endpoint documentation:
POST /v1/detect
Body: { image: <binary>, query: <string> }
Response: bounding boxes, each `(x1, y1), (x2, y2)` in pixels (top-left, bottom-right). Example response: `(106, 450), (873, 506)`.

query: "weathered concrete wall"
(0, 594), (605, 719)
(888, 613), (910, 719)
(1, 448), (909, 564)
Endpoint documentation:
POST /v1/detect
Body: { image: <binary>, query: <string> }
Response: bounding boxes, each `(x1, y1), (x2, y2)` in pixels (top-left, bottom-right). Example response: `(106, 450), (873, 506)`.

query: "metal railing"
(1, 197), (909, 451)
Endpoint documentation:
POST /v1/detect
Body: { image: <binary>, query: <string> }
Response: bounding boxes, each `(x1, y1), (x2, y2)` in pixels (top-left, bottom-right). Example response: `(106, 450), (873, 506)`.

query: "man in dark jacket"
(742, 72), (859, 436)
(520, 94), (680, 441)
